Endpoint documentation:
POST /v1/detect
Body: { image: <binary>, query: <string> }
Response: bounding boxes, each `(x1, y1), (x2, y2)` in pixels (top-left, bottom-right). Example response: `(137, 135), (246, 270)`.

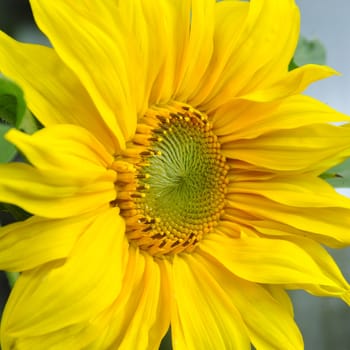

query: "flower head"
(1, 0), (350, 349)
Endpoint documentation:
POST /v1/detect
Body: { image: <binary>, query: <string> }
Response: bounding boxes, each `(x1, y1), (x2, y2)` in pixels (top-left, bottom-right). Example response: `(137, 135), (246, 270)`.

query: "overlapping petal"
(192, 0), (301, 110)
(30, 0), (136, 146)
(115, 0), (189, 107)
(204, 260), (304, 350)
(6, 124), (114, 173)
(229, 175), (350, 208)
(0, 211), (104, 272)
(0, 125), (116, 218)
(227, 176), (350, 247)
(1, 208), (128, 349)
(200, 234), (347, 291)
(0, 32), (117, 152)
(213, 94), (350, 139)
(87, 247), (170, 350)
(222, 123), (350, 173)
(173, 253), (303, 350)
(171, 253), (251, 349)
(240, 64), (338, 103)
(264, 285), (294, 317)
(279, 236), (350, 298)
(174, 0), (215, 101)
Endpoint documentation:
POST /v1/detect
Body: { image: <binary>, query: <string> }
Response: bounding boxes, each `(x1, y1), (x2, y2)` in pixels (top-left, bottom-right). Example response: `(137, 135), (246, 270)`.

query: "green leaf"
(0, 76), (27, 127)
(288, 58), (298, 71)
(18, 109), (41, 134)
(159, 329), (172, 350)
(0, 203), (31, 222)
(321, 158), (350, 188)
(0, 76), (40, 134)
(5, 271), (19, 288)
(294, 36), (327, 66)
(0, 124), (17, 163)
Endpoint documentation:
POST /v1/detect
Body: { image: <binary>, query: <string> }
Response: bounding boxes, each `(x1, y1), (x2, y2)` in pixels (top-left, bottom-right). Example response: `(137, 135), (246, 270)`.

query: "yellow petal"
(125, 0), (189, 107)
(0, 125), (116, 218)
(241, 64), (338, 102)
(0, 163), (113, 218)
(193, 253), (303, 350)
(222, 123), (350, 173)
(200, 234), (345, 290)
(171, 253), (251, 349)
(174, 0), (215, 101)
(30, 0), (136, 144)
(280, 236), (350, 298)
(0, 32), (117, 152)
(230, 194), (350, 247)
(88, 246), (170, 350)
(0, 211), (105, 272)
(212, 98), (279, 137)
(229, 175), (350, 208)
(190, 0), (249, 107)
(213, 94), (350, 139)
(217, 214), (350, 298)
(1, 208), (128, 348)
(195, 0), (300, 110)
(6, 124), (113, 173)
(264, 285), (294, 317)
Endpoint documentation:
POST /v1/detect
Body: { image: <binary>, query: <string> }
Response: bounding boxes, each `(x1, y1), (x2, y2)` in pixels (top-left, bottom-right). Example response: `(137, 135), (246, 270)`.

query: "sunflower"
(1, 0), (350, 349)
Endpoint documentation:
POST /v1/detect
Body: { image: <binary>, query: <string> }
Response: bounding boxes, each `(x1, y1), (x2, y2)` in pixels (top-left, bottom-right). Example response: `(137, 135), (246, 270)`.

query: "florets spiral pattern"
(113, 102), (228, 256)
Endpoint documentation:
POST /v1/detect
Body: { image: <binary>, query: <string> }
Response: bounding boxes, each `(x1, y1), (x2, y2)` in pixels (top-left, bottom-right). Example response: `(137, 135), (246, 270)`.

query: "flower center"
(112, 102), (228, 257)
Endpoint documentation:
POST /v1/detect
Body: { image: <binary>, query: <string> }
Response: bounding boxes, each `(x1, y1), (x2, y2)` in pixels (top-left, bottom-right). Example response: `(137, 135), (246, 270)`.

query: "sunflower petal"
(0, 125), (116, 218)
(241, 64), (337, 102)
(30, 0), (136, 144)
(0, 212), (104, 272)
(190, 0), (249, 107)
(213, 94), (350, 139)
(264, 285), (294, 317)
(6, 124), (113, 172)
(195, 0), (301, 109)
(230, 194), (350, 247)
(229, 176), (350, 208)
(222, 123), (350, 173)
(194, 254), (303, 350)
(171, 253), (251, 349)
(1, 208), (128, 348)
(88, 247), (170, 350)
(129, 0), (190, 107)
(0, 32), (117, 152)
(200, 234), (346, 291)
(175, 0), (215, 101)
(280, 236), (350, 297)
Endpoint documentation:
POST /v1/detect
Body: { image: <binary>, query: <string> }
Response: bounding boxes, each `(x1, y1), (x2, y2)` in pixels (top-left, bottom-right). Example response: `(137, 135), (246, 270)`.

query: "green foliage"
(294, 36), (327, 66)
(0, 124), (16, 162)
(0, 77), (27, 127)
(0, 77), (40, 134)
(321, 158), (350, 188)
(0, 203), (31, 222)
(159, 329), (172, 350)
(5, 272), (19, 288)
(289, 36), (327, 71)
(0, 76), (40, 164)
(288, 58), (298, 71)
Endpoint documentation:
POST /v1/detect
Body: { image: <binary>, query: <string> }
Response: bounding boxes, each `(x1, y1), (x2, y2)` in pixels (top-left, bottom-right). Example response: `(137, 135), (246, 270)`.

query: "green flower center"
(115, 102), (228, 256)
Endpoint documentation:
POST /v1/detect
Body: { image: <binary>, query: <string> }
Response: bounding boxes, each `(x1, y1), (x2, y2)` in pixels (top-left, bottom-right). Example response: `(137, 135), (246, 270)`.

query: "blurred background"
(1, 0), (350, 349)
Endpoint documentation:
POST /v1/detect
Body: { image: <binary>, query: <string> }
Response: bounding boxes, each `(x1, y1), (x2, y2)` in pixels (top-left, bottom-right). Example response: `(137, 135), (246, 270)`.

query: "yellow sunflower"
(1, 0), (350, 349)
